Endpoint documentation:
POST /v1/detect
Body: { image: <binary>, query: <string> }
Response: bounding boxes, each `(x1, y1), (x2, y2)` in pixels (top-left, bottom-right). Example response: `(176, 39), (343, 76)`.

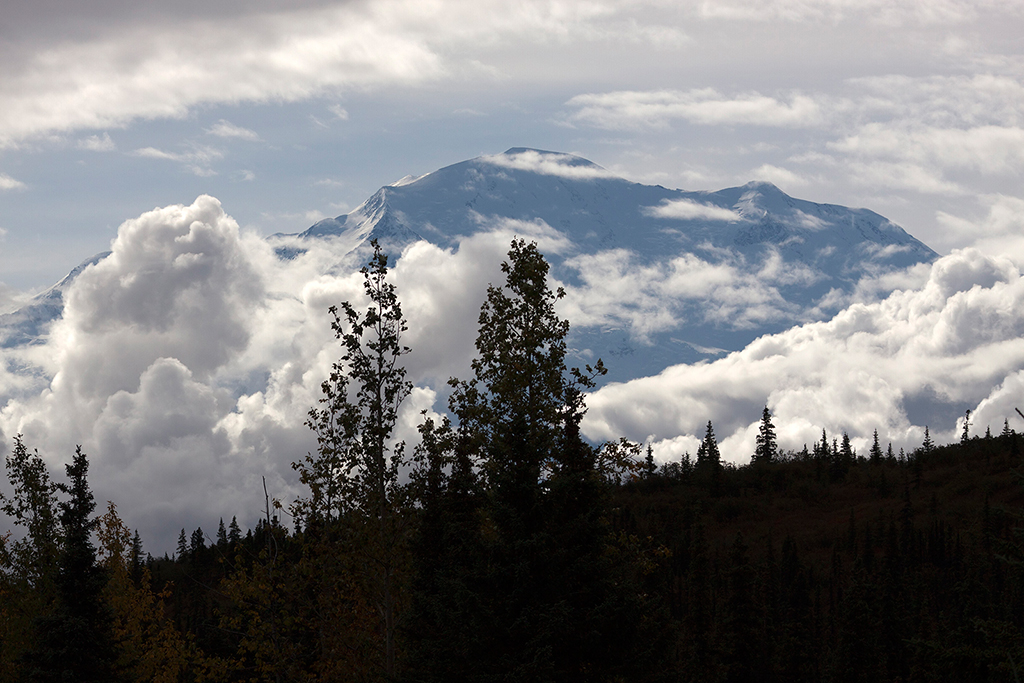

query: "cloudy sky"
(2, 0), (1023, 291)
(1, 0), (1023, 550)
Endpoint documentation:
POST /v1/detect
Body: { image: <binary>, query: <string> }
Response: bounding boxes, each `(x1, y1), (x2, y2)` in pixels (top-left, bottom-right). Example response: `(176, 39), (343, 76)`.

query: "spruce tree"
(644, 444), (657, 478)
(697, 421), (721, 470)
(447, 239), (655, 682)
(921, 426), (934, 453)
(405, 419), (485, 683)
(228, 516), (242, 546)
(216, 518), (228, 548)
(176, 529), (187, 562)
(696, 420), (722, 494)
(24, 448), (119, 683)
(189, 527), (205, 557)
(449, 238), (582, 680)
(754, 405), (778, 465)
(841, 432), (855, 464)
(869, 429), (883, 464)
(722, 534), (760, 683)
(816, 429), (830, 461)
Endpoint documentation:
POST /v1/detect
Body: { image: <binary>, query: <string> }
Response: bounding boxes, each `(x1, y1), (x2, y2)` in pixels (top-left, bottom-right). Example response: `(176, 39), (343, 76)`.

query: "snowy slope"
(271, 148), (937, 380)
(0, 252), (110, 348)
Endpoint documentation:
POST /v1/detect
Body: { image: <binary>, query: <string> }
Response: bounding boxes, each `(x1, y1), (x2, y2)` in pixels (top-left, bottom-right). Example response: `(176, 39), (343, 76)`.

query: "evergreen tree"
(697, 420), (722, 495)
(816, 429), (830, 461)
(228, 516), (242, 546)
(682, 519), (716, 679)
(778, 536), (816, 681)
(405, 418), (485, 683)
(644, 444), (657, 478)
(447, 239), (655, 682)
(216, 518), (228, 548)
(841, 432), (854, 463)
(176, 529), (187, 561)
(921, 426), (934, 453)
(697, 421), (721, 470)
(189, 527), (205, 557)
(24, 447), (119, 682)
(829, 433), (851, 481)
(721, 533), (760, 683)
(961, 410), (972, 444)
(129, 530), (143, 585)
(754, 405), (778, 465)
(449, 238), (585, 680)
(869, 429), (883, 464)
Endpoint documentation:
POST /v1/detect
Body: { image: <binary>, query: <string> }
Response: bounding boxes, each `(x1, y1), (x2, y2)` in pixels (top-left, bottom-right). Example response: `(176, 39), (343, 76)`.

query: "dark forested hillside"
(618, 429), (1024, 682)
(1, 241), (1022, 682)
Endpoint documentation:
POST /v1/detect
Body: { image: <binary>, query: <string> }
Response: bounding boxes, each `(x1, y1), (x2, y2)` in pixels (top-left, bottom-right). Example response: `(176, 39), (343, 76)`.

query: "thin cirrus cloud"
(694, 0), (990, 24)
(205, 119), (261, 141)
(831, 124), (1024, 175)
(565, 72), (1024, 229)
(132, 144), (224, 176)
(566, 89), (826, 130)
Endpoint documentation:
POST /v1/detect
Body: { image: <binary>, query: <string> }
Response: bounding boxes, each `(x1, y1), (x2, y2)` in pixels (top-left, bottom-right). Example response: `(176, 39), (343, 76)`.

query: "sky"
(1, 0), (1023, 551)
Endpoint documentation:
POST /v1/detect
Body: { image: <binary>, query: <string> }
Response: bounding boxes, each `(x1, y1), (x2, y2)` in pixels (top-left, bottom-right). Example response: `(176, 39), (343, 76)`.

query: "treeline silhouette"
(1, 241), (1023, 682)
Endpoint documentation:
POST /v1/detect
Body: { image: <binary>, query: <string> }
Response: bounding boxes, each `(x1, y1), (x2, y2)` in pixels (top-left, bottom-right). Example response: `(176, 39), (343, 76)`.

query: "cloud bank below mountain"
(0, 195), (1022, 551)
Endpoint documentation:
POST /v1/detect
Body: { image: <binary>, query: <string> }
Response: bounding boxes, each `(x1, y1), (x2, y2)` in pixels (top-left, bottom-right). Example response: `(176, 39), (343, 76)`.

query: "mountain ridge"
(2, 149), (937, 382)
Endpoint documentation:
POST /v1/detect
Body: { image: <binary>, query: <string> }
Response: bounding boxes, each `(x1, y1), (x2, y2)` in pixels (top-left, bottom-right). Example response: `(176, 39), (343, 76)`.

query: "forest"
(1, 239), (1023, 682)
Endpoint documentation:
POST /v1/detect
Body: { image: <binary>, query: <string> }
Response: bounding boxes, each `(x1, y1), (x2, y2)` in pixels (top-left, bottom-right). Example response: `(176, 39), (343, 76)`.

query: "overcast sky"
(1, 0), (1023, 551)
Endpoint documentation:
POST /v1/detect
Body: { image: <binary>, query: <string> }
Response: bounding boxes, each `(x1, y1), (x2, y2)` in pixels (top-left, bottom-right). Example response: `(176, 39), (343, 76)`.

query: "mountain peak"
(741, 179), (784, 193)
(492, 147), (610, 172)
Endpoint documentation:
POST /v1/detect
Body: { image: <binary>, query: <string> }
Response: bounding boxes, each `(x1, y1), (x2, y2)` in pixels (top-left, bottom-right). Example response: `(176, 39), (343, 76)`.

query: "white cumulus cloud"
(0, 189), (1020, 553)
(583, 248), (1024, 464)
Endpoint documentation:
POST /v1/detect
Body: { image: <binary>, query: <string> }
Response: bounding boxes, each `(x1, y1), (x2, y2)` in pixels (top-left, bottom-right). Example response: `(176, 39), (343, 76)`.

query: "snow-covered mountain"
(1, 148), (937, 383)
(270, 148), (937, 381)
